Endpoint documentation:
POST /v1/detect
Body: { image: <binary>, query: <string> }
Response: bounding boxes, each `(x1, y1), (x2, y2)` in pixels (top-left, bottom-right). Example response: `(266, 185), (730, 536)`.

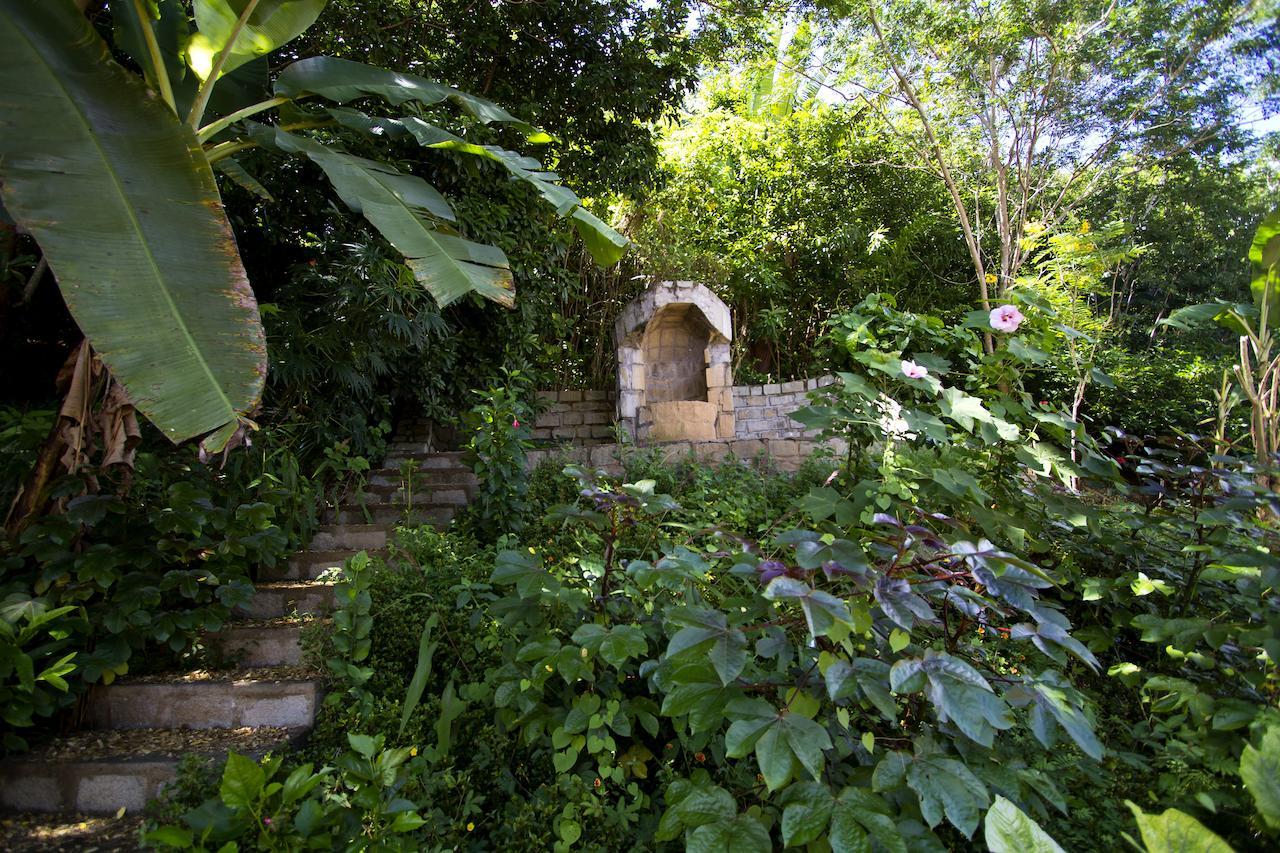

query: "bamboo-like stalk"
(187, 0), (261, 130)
(130, 0), (176, 112)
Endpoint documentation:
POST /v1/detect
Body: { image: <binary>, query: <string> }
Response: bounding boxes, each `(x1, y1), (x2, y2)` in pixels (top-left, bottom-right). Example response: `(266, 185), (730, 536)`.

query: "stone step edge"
(86, 674), (323, 730)
(0, 728), (309, 815)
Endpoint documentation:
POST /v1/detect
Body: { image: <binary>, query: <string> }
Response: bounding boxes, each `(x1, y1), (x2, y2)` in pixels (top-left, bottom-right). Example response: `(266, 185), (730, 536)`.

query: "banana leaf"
(325, 106), (628, 265)
(274, 56), (553, 142)
(0, 0), (266, 450)
(256, 126), (514, 308)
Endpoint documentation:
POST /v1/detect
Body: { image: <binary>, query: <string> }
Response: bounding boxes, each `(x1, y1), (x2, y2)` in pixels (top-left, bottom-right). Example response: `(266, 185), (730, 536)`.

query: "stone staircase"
(0, 446), (475, 815)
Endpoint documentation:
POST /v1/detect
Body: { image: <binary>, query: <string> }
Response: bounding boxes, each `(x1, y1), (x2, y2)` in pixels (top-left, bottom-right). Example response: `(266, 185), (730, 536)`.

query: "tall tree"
(290, 0), (743, 197)
(799, 0), (1279, 333)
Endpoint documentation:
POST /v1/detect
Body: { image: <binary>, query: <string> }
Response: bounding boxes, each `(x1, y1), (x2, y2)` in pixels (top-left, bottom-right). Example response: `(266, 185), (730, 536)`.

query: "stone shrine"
(614, 280), (735, 442)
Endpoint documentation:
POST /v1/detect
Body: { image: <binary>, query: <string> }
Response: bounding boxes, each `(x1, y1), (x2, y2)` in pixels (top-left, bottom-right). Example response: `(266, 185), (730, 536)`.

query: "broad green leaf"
(1249, 208), (1280, 316)
(834, 788), (907, 853)
(219, 751), (265, 808)
(686, 815), (772, 853)
(1240, 726), (1280, 829)
(765, 576), (854, 639)
(398, 613), (438, 738)
(143, 826), (195, 848)
(914, 650), (1013, 748)
(1017, 670), (1104, 761)
(189, 0), (327, 80)
(1007, 337), (1049, 364)
(491, 549), (559, 598)
(665, 609), (747, 685)
(0, 0), (266, 450)
(780, 782), (834, 847)
(938, 387), (1019, 440)
(274, 56), (552, 140)
(1124, 802), (1234, 853)
(830, 805), (872, 853)
(325, 106), (627, 265)
(905, 755), (990, 838)
(677, 786), (736, 826)
(725, 703), (832, 792)
(573, 623), (648, 668)
(984, 796), (1066, 853)
(214, 158), (274, 201)
(256, 126), (513, 308)
(347, 732), (378, 758)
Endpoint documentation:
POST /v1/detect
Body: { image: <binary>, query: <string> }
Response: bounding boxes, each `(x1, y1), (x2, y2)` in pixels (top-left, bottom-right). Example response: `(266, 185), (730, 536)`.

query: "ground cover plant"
(145, 271), (1278, 850)
(3, 0), (1280, 850)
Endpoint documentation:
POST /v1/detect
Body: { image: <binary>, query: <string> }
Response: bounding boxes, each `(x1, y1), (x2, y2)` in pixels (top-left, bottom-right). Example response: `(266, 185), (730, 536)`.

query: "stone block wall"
(526, 436), (847, 477)
(532, 375), (838, 447)
(532, 389), (617, 445)
(732, 375), (837, 440)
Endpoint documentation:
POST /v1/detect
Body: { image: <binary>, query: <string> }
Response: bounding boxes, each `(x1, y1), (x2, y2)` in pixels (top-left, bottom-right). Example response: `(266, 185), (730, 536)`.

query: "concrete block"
(658, 442), (694, 463)
(716, 413), (736, 438)
(619, 391), (642, 419)
(560, 390), (583, 403)
(750, 385), (765, 396)
(77, 773), (151, 813)
(208, 623), (308, 667)
(561, 411), (583, 426)
(781, 380), (805, 394)
(767, 439), (801, 459)
(553, 427), (577, 440)
(706, 364), (730, 387)
(239, 583), (335, 620)
(0, 772), (60, 811)
(582, 410), (609, 425)
(584, 390), (609, 401)
(763, 383), (781, 394)
(537, 390), (557, 402)
(648, 400), (718, 442)
(590, 445), (618, 467)
(694, 441), (730, 462)
(308, 524), (388, 551)
(534, 412), (560, 429)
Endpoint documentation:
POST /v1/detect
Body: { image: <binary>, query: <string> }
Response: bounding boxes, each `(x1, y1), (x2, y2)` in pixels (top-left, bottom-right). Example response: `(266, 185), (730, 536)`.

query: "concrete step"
(369, 467), (476, 488)
(306, 523), (389, 551)
(323, 503), (457, 526)
(361, 481), (473, 503)
(237, 581), (335, 619)
(86, 667), (321, 730)
(0, 726), (304, 814)
(264, 548), (385, 582)
(206, 619), (319, 667)
(383, 449), (470, 468)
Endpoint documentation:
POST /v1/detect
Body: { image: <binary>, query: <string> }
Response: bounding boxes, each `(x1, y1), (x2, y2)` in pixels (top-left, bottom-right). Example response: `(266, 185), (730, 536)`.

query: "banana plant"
(0, 0), (626, 462)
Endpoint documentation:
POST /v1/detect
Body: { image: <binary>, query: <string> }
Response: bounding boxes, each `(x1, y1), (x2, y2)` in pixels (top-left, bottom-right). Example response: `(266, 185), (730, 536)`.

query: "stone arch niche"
(615, 281), (735, 442)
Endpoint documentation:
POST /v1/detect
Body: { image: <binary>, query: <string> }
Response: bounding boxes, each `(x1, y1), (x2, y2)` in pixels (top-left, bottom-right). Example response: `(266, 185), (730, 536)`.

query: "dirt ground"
(0, 813), (146, 851)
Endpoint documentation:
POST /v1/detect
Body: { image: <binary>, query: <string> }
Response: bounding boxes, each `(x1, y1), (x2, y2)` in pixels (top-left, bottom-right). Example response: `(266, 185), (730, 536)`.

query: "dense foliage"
(147, 290), (1277, 851)
(4, 1), (1280, 851)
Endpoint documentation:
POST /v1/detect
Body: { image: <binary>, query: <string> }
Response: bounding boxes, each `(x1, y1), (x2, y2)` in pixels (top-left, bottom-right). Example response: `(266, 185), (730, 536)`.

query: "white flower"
(900, 360), (928, 379)
(989, 304), (1025, 333)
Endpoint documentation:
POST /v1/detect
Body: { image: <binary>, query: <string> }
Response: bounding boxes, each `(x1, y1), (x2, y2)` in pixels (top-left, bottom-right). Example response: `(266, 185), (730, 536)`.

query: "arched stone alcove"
(615, 281), (734, 442)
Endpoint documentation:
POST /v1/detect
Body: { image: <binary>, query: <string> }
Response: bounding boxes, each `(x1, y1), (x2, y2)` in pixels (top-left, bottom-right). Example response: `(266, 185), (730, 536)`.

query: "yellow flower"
(984, 273), (997, 284)
(410, 746), (418, 757)
(1079, 220), (1091, 234)
(467, 823), (476, 832)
